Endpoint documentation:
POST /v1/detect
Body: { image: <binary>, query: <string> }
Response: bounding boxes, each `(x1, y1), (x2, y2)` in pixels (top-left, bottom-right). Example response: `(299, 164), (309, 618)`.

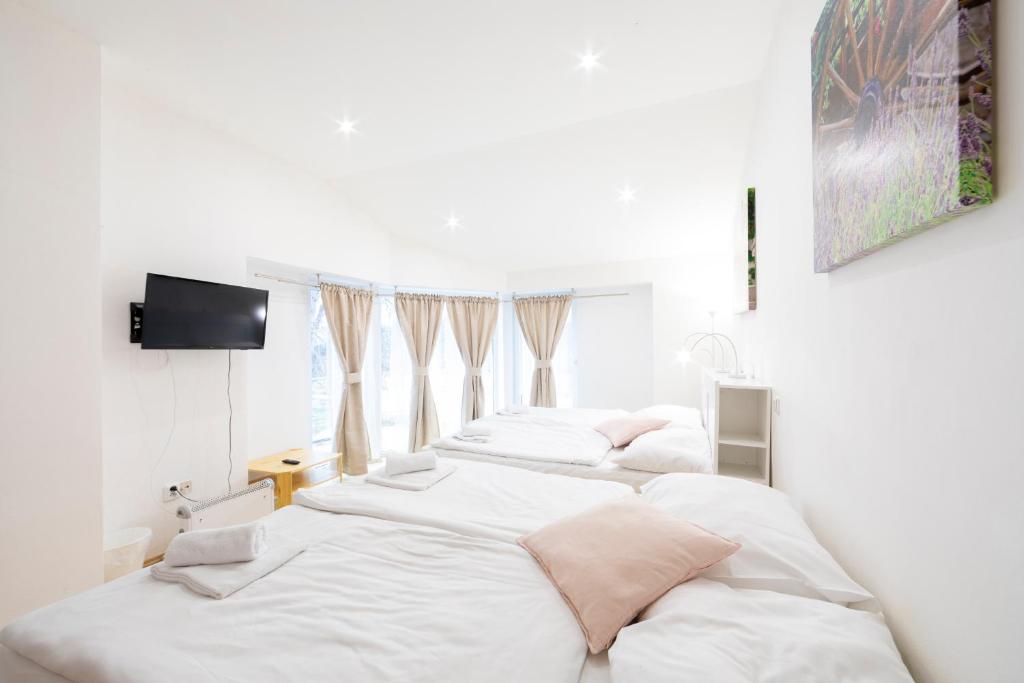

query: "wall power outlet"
(162, 480), (193, 503)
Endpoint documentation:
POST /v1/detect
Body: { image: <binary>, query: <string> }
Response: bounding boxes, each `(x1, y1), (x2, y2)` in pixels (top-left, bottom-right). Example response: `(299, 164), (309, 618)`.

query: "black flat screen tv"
(141, 274), (269, 350)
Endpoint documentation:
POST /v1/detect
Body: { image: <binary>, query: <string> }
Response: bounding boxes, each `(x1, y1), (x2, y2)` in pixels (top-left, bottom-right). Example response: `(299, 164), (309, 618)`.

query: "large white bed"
(434, 406), (712, 488)
(0, 462), (911, 682)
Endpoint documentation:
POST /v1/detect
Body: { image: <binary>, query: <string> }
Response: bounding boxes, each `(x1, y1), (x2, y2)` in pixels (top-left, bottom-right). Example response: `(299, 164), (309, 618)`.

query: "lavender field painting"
(811, 0), (994, 272)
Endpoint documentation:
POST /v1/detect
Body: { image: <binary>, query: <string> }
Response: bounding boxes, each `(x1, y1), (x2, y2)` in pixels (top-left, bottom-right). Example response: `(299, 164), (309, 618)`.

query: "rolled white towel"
(461, 423), (492, 437)
(164, 521), (267, 567)
(385, 450), (437, 476)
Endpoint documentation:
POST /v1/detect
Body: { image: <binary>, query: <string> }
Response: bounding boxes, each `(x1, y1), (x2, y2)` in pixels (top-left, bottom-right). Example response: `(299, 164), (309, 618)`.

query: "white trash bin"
(103, 527), (153, 582)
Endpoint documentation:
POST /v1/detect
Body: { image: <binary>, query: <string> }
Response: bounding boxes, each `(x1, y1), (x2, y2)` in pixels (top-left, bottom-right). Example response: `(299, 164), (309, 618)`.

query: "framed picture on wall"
(811, 0), (994, 272)
(735, 187), (757, 312)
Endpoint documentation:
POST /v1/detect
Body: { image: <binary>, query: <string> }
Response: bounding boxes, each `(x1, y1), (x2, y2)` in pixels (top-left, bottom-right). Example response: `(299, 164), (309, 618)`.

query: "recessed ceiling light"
(617, 184), (637, 204)
(577, 49), (602, 73)
(334, 118), (358, 137)
(445, 214), (462, 232)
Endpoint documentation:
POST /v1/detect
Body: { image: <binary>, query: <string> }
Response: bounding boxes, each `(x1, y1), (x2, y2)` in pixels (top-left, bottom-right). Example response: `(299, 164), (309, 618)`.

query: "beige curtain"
(513, 294), (572, 408)
(396, 293), (444, 452)
(446, 296), (500, 424)
(320, 283), (374, 475)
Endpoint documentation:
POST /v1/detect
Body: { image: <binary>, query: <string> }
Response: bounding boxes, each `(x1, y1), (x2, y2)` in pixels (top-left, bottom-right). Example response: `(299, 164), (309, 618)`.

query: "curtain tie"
(534, 359), (552, 369)
(413, 366), (430, 376)
(467, 367), (483, 377)
(346, 372), (362, 384)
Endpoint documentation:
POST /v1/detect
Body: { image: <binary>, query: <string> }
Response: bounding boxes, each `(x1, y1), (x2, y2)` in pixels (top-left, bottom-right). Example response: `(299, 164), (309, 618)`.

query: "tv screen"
(141, 274), (269, 350)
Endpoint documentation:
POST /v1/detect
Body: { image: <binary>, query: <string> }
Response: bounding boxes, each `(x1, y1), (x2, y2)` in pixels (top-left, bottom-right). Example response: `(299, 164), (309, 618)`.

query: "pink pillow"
(593, 415), (670, 447)
(518, 497), (740, 653)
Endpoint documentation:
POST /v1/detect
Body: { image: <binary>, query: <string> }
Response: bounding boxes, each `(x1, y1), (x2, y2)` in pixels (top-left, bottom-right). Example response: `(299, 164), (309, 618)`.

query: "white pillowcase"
(641, 473), (875, 607)
(608, 578), (912, 683)
(610, 427), (712, 474)
(635, 404), (702, 429)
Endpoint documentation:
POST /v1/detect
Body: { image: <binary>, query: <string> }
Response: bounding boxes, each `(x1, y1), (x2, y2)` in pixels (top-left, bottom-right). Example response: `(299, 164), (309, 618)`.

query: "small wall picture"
(747, 188), (757, 310)
(811, 0), (994, 272)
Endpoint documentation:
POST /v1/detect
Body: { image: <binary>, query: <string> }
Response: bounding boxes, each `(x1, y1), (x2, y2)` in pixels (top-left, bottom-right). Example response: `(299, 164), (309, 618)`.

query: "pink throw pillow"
(518, 497), (740, 653)
(593, 415), (670, 447)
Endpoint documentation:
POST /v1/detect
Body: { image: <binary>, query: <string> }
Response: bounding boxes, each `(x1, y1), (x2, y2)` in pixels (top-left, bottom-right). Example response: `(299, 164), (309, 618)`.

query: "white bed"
(0, 461), (911, 682)
(433, 446), (660, 488)
(0, 505), (590, 683)
(434, 406), (710, 488)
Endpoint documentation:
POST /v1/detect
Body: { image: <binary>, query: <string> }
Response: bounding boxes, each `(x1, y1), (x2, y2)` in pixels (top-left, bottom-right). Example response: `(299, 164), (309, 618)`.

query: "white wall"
(739, 2), (1024, 681)
(0, 0), (103, 624)
(572, 284), (654, 411)
(508, 253), (735, 410)
(101, 82), (502, 557)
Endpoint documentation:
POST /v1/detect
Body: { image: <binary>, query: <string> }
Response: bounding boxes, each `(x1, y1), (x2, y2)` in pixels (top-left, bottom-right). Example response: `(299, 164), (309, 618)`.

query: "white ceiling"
(29, 0), (780, 269)
(344, 86), (757, 271)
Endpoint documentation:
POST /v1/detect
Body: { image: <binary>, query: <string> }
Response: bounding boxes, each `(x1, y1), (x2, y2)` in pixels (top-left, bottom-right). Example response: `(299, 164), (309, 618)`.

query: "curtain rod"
(252, 272), (630, 300)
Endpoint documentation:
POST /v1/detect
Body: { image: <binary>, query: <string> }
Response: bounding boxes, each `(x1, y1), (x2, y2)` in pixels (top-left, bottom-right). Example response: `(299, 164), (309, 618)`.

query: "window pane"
(310, 289), (342, 454)
(513, 304), (576, 408)
(378, 297), (411, 452)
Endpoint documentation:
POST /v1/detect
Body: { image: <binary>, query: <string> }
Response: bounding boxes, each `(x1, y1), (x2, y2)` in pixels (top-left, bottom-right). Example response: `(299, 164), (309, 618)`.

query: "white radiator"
(176, 479), (275, 532)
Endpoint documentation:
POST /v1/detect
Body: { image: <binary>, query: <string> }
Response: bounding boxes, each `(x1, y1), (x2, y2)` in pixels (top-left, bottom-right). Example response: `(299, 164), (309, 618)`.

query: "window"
(310, 289), (341, 454)
(377, 295), (411, 453)
(432, 307), (499, 438)
(511, 303), (577, 408)
(311, 284), (570, 457)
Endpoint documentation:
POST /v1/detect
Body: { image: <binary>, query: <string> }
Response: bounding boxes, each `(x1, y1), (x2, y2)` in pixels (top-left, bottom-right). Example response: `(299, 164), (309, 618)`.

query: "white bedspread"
(433, 413), (615, 465)
(295, 458), (634, 543)
(0, 506), (588, 683)
(608, 578), (912, 682)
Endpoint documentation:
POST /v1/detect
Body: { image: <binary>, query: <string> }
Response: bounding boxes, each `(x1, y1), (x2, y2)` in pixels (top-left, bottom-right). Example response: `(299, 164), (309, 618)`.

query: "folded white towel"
(496, 405), (529, 416)
(460, 423), (492, 437)
(164, 521), (267, 567)
(366, 463), (457, 491)
(152, 543), (305, 599)
(385, 450), (437, 476)
(453, 434), (489, 444)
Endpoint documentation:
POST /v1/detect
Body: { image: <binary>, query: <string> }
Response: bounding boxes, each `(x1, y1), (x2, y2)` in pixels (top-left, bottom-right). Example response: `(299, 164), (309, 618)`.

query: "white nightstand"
(702, 369), (772, 486)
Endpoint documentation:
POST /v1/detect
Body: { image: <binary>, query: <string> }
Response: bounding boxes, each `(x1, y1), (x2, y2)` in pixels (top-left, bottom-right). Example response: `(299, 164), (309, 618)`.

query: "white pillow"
(610, 427), (712, 474)
(608, 578), (912, 683)
(640, 474), (874, 606)
(635, 404), (702, 429)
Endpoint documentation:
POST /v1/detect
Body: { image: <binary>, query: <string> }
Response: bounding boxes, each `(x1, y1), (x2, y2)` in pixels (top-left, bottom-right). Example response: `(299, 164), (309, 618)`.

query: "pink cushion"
(593, 415), (670, 447)
(518, 497), (740, 653)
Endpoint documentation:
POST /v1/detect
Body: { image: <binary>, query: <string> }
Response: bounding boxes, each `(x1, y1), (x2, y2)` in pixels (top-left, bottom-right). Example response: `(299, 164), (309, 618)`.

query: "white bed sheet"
(608, 578), (912, 682)
(435, 447), (663, 489)
(0, 506), (589, 683)
(0, 643), (70, 682)
(434, 413), (615, 465)
(295, 458), (635, 542)
(433, 407), (677, 488)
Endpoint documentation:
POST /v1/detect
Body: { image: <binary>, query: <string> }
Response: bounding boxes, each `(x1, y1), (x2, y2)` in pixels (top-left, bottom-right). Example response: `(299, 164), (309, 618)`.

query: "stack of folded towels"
(452, 423), (491, 444)
(152, 520), (304, 599)
(496, 405), (529, 416)
(366, 450), (455, 491)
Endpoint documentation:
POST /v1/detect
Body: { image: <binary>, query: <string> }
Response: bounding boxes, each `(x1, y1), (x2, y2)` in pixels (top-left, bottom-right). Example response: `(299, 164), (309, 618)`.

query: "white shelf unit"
(701, 369), (772, 486)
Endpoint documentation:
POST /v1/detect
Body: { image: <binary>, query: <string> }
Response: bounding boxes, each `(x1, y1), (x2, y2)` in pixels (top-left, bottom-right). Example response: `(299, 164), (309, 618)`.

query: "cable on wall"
(227, 349), (233, 494)
(146, 350), (181, 517)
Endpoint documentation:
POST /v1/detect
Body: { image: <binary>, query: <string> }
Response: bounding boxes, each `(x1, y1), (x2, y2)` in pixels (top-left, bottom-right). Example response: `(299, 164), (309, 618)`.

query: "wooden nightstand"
(248, 448), (343, 509)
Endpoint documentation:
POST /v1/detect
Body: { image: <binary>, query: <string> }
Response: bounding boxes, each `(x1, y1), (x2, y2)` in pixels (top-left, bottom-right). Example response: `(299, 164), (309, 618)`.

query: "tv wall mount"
(129, 302), (143, 343)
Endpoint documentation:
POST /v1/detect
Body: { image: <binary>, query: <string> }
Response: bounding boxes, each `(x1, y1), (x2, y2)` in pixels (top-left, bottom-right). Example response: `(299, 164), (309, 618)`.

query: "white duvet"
(609, 578), (912, 682)
(433, 413), (616, 466)
(295, 458), (634, 543)
(0, 506), (588, 683)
